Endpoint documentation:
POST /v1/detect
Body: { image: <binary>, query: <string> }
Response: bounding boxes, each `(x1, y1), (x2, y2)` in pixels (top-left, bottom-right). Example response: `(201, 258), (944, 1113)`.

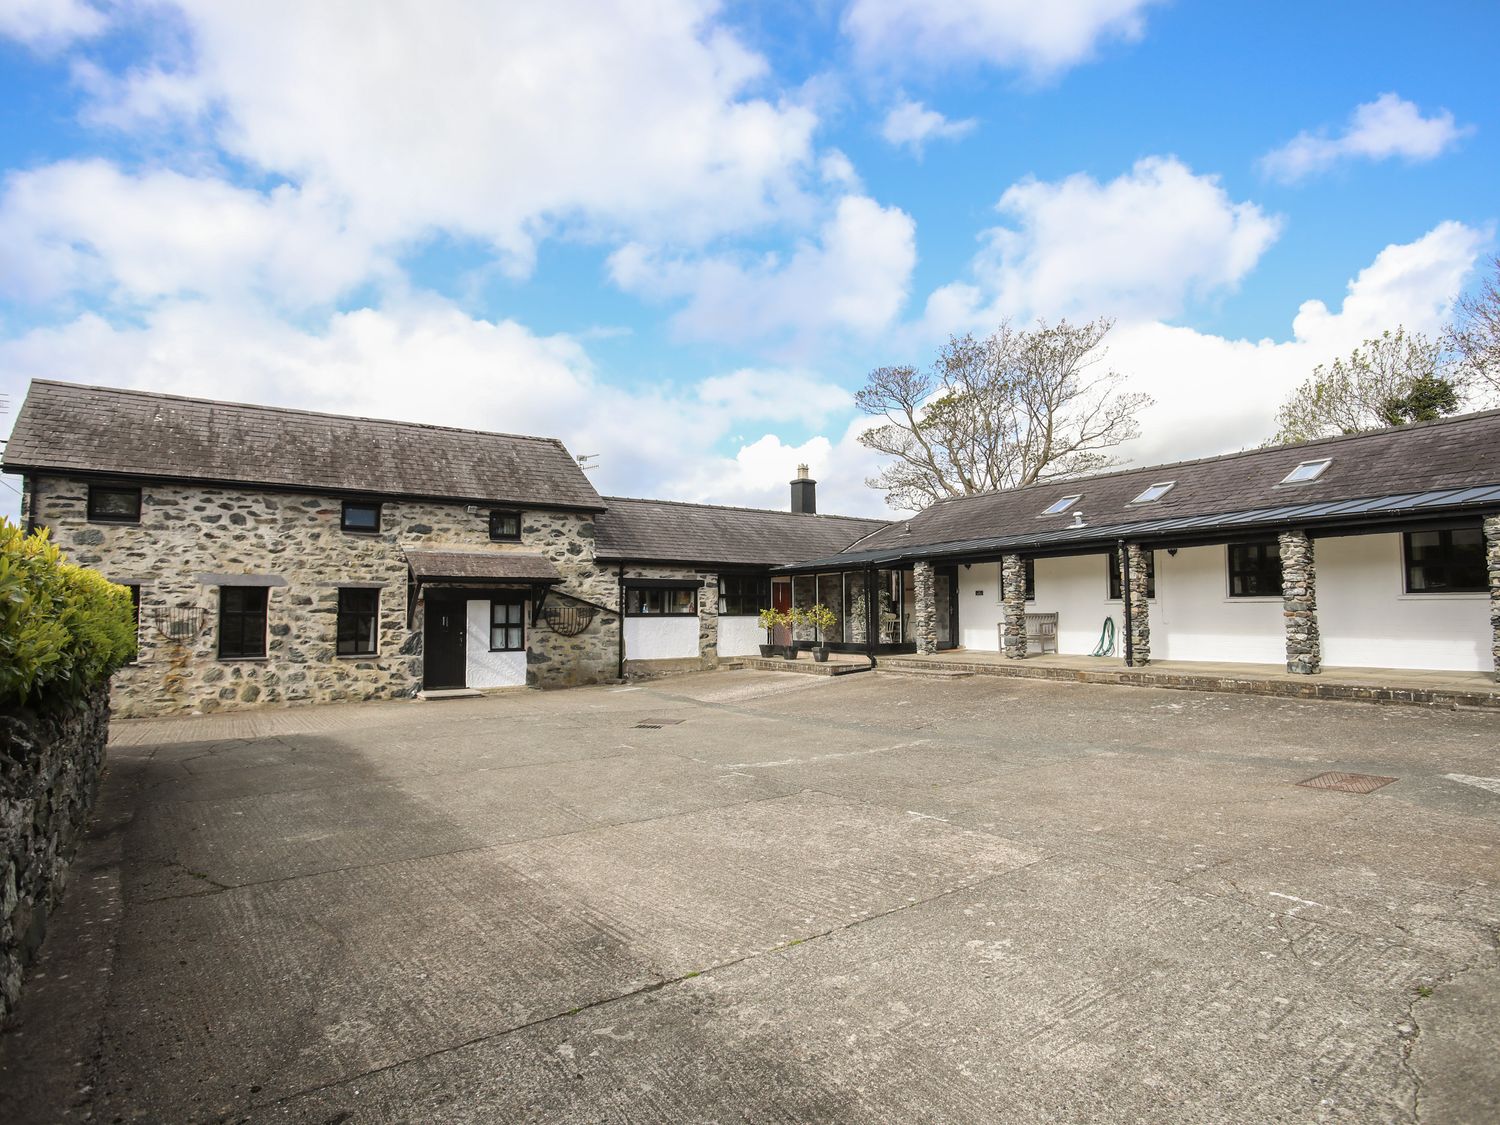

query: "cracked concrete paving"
(1, 669), (1497, 1123)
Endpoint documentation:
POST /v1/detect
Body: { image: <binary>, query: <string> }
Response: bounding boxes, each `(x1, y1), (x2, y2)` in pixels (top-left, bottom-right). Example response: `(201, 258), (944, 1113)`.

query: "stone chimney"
(790, 464), (816, 514)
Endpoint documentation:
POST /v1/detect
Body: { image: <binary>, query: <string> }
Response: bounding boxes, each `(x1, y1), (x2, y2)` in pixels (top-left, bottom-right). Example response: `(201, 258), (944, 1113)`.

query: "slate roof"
(839, 409), (1500, 560)
(404, 549), (562, 583)
(2, 380), (605, 511)
(594, 496), (885, 567)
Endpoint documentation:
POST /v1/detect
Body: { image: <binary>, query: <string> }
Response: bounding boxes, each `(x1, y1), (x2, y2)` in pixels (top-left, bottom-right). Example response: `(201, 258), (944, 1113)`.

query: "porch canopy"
(773, 485), (1500, 574)
(405, 548), (561, 587)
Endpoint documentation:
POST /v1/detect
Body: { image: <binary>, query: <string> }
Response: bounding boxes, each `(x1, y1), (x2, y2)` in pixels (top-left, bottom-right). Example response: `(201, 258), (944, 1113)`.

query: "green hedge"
(0, 518), (137, 708)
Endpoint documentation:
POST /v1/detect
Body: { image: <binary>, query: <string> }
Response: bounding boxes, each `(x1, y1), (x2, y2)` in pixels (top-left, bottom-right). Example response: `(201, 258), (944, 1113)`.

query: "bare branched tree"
(1448, 253), (1500, 401)
(1269, 328), (1459, 444)
(855, 318), (1152, 511)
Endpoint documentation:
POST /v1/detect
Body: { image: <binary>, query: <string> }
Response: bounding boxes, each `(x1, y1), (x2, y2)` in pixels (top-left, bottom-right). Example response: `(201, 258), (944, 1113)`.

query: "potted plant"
(781, 608), (802, 658)
(756, 607), (780, 657)
(805, 603), (837, 662)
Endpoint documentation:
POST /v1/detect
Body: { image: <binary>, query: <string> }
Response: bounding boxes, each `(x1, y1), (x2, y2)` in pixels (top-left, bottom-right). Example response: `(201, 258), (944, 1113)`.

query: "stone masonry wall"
(1125, 543), (1152, 666)
(1002, 555), (1028, 658)
(791, 575), (818, 643)
(621, 565), (719, 676)
(912, 561), (937, 655)
(31, 475), (619, 716)
(1485, 515), (1499, 682)
(1, 683), (110, 1025)
(1279, 530), (1321, 676)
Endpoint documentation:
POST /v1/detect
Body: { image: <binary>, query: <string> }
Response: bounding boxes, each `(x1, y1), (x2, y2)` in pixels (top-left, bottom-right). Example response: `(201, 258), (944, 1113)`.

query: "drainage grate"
(1296, 771), (1398, 794)
(634, 718), (686, 729)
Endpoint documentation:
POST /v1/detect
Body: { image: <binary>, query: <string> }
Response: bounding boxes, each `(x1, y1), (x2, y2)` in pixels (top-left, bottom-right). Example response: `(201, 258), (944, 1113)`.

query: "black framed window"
(1404, 528), (1486, 593)
(218, 586), (268, 659)
(1023, 558), (1035, 601)
(341, 501), (381, 533)
(1107, 548), (1156, 600)
(625, 586), (698, 616)
(87, 485), (141, 524)
(490, 598), (525, 651)
(336, 588), (379, 656)
(718, 574), (771, 616)
(1227, 540), (1283, 597)
(489, 510), (521, 541)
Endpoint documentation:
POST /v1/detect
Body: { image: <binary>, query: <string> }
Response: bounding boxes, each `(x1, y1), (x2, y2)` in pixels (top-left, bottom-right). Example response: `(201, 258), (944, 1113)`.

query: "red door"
(772, 578), (791, 645)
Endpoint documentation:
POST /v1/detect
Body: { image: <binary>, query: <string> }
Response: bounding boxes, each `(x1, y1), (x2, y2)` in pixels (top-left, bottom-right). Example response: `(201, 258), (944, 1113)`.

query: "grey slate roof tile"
(851, 409), (1500, 555)
(2, 380), (605, 511)
(594, 496), (885, 567)
(404, 550), (562, 582)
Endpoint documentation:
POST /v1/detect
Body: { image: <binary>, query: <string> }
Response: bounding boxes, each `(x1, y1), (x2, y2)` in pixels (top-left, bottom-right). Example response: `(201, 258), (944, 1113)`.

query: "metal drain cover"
(634, 718), (685, 729)
(1296, 771), (1398, 794)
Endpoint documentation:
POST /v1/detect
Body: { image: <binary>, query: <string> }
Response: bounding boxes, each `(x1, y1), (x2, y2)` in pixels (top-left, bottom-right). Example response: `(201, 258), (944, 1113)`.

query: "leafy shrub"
(0, 518), (136, 708)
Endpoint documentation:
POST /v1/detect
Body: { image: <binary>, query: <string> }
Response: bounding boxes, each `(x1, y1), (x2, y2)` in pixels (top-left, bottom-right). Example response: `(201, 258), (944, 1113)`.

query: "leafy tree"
(1269, 328), (1460, 444)
(1448, 253), (1500, 400)
(855, 318), (1152, 511)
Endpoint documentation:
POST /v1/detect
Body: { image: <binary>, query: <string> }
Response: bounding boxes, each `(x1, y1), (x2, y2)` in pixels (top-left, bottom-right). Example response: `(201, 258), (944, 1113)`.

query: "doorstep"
(416, 688), (486, 701)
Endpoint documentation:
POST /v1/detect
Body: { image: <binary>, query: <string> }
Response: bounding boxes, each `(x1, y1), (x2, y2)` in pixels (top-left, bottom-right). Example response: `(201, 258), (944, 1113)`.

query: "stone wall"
(1125, 543), (1152, 666)
(1, 683), (110, 1025)
(620, 565), (718, 677)
(30, 475), (619, 716)
(790, 575), (818, 642)
(1279, 530), (1321, 675)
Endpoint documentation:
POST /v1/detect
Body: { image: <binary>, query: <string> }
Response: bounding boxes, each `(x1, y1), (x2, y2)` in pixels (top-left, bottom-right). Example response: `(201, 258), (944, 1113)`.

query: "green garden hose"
(1090, 617), (1117, 658)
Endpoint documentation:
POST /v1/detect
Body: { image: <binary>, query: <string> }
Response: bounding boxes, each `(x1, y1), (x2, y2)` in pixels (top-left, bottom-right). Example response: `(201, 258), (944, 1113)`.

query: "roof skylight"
(1131, 481), (1175, 504)
(1281, 458), (1332, 484)
(1041, 495), (1081, 516)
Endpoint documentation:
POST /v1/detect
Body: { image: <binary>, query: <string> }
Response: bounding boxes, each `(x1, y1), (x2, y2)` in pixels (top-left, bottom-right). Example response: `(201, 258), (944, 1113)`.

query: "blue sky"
(1, 0), (1496, 521)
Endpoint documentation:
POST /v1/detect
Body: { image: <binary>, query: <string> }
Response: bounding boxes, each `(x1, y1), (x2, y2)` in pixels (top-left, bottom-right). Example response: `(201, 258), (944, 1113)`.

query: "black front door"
(939, 566), (960, 650)
(423, 597), (467, 689)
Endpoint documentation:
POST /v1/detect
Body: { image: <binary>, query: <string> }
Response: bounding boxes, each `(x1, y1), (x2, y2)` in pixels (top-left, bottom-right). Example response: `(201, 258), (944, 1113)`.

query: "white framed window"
(1130, 481), (1175, 504)
(1040, 495), (1081, 516)
(1280, 458), (1331, 484)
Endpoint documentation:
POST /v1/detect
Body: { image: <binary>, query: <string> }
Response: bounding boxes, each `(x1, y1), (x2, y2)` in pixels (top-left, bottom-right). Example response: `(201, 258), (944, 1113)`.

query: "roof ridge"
(926, 407), (1500, 508)
(603, 494), (885, 523)
(29, 379), (572, 448)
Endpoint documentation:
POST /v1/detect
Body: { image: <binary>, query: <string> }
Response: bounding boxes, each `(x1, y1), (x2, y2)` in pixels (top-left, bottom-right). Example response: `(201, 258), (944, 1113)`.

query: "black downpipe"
(1118, 538), (1134, 668)
(616, 565), (625, 681)
(864, 563), (878, 669)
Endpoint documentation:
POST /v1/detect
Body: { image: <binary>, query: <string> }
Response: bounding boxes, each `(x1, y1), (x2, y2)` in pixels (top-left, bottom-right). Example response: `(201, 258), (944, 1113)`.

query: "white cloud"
(0, 0), (105, 49)
(609, 195), (917, 346)
(1106, 221), (1486, 466)
(82, 0), (820, 271)
(1260, 94), (1473, 183)
(0, 297), (883, 515)
(843, 0), (1159, 79)
(925, 156), (1282, 328)
(0, 159), (386, 308)
(880, 97), (976, 155)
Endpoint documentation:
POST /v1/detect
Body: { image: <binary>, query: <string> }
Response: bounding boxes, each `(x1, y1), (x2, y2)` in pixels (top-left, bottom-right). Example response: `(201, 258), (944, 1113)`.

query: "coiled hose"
(1090, 617), (1117, 657)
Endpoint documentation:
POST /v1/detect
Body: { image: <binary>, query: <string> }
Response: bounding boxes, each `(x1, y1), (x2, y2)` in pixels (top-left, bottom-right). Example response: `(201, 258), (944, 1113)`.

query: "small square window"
(490, 598), (525, 650)
(1281, 459), (1331, 484)
(625, 585), (698, 616)
(341, 502), (381, 533)
(1131, 481), (1175, 504)
(1041, 495), (1081, 516)
(88, 485), (142, 523)
(1404, 528), (1485, 593)
(1227, 540), (1283, 597)
(489, 510), (521, 541)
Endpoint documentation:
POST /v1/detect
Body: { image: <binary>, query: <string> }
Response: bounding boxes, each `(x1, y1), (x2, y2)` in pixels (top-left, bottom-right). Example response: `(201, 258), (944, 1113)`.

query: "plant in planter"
(782, 608), (804, 657)
(756, 607), (781, 657)
(804, 603), (837, 662)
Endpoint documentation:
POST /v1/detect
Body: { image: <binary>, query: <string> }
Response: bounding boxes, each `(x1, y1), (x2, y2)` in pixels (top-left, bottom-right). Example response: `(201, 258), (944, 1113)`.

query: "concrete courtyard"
(2, 669), (1497, 1123)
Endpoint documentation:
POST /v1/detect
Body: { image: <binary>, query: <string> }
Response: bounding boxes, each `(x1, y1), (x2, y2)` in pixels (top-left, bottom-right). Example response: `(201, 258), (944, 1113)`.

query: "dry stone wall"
(30, 475), (618, 715)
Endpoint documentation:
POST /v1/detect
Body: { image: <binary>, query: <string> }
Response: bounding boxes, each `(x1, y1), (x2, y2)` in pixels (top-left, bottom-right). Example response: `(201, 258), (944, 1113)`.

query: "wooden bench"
(1025, 612), (1058, 655)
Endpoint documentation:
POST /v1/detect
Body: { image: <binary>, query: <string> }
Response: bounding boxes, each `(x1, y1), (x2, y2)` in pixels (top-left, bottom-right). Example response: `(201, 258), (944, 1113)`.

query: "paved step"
(416, 688), (485, 701)
(876, 666), (974, 679)
(738, 657), (871, 677)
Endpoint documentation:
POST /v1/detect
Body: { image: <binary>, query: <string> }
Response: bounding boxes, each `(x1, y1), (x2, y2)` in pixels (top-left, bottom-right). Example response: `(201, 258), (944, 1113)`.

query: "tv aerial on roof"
(576, 453), (599, 470)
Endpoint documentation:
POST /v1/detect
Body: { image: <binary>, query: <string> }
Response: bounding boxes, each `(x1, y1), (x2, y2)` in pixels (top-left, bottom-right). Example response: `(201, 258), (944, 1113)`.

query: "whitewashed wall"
(1152, 545), (1283, 664)
(954, 536), (1494, 672)
(719, 615), (765, 657)
(624, 616), (700, 660)
(465, 599), (527, 688)
(1318, 532), (1492, 672)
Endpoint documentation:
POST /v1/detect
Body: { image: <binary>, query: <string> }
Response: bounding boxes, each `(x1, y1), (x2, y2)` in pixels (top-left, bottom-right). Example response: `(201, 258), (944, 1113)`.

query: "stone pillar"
(1125, 543), (1151, 666)
(1279, 530), (1320, 675)
(699, 573), (719, 669)
(848, 571), (868, 645)
(1485, 515), (1500, 682)
(913, 561), (937, 655)
(1001, 554), (1028, 659)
